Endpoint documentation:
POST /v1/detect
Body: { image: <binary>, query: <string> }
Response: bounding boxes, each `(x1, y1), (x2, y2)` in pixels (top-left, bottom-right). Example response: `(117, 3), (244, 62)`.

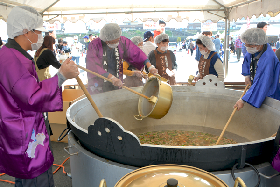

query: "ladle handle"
(123, 86), (150, 100)
(216, 84), (250, 145)
(77, 65), (150, 100)
(76, 76), (103, 118)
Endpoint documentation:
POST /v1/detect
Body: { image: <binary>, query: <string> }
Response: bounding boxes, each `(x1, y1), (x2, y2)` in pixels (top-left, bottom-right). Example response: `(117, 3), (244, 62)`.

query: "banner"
(143, 20), (157, 30)
(201, 21), (217, 31)
(44, 22), (61, 31)
(64, 21), (87, 33)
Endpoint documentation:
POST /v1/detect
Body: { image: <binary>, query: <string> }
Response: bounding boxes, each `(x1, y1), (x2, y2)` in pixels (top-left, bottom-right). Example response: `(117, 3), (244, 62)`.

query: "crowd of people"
(1, 5), (280, 187)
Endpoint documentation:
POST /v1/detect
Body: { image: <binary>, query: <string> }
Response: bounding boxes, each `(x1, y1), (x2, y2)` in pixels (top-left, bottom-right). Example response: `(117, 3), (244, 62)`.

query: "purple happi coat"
(0, 43), (63, 179)
(272, 143), (280, 172)
(86, 36), (147, 94)
(272, 127), (280, 172)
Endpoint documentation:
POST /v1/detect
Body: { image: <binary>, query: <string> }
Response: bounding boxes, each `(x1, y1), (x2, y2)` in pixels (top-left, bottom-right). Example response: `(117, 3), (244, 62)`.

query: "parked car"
(168, 42), (177, 52)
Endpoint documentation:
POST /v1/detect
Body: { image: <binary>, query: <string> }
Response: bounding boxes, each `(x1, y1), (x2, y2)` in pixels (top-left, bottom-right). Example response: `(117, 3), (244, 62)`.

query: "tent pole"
(223, 8), (230, 79)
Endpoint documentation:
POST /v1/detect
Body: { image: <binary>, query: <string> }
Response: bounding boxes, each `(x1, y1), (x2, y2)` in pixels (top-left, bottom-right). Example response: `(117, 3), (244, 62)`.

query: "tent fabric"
(1, 0), (280, 23)
(0, 0), (57, 20)
(229, 0), (280, 21)
(44, 11), (226, 24)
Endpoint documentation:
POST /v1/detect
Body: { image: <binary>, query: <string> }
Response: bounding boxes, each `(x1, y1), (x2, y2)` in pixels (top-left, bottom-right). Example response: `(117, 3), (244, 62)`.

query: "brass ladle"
(77, 65), (158, 104)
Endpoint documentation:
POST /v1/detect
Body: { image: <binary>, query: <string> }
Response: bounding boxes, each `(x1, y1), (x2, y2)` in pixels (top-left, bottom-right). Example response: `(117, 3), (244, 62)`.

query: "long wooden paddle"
(76, 76), (103, 118)
(77, 65), (157, 103)
(216, 84), (250, 145)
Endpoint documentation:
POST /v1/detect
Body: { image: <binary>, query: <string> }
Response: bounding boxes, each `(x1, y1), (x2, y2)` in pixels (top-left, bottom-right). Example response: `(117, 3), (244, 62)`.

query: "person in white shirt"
(71, 35), (83, 65)
(143, 31), (156, 56)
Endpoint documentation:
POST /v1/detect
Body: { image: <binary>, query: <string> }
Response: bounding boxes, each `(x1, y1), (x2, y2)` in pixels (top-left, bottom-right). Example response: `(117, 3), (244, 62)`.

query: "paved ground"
(174, 49), (245, 83)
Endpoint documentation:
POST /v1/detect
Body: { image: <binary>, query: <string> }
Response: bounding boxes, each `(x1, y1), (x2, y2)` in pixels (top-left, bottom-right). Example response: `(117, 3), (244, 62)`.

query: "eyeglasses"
(244, 44), (260, 48)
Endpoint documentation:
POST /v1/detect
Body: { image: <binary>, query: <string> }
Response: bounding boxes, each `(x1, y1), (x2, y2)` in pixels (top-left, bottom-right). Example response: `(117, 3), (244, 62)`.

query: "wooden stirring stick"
(76, 76), (103, 118)
(271, 132), (277, 137)
(216, 84), (250, 145)
(77, 65), (157, 103)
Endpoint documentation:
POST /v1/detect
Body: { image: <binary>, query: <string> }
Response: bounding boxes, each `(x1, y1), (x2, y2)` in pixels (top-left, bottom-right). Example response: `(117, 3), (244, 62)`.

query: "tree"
(177, 37), (181, 43)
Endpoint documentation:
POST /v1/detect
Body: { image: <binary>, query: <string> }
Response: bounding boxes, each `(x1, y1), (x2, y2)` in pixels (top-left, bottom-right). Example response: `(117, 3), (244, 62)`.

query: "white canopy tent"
(1, 0), (280, 22)
(1, 0), (280, 77)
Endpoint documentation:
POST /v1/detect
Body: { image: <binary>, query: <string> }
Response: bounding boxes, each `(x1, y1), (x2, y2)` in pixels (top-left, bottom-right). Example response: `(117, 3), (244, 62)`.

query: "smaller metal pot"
(134, 76), (173, 120)
(99, 165), (246, 187)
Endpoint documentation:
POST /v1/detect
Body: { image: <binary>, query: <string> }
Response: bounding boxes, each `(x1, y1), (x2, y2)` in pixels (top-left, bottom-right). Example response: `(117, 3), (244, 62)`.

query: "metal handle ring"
(156, 74), (162, 85)
(231, 163), (260, 187)
(134, 115), (144, 121)
(99, 179), (107, 187)
(64, 146), (79, 156)
(58, 128), (71, 141)
(234, 177), (246, 187)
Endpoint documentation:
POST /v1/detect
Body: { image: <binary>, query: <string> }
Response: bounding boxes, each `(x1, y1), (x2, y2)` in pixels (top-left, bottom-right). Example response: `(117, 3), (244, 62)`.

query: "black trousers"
(15, 166), (54, 187)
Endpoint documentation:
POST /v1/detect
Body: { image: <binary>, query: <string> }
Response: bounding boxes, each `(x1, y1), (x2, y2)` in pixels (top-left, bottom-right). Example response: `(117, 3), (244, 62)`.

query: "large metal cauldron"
(66, 75), (280, 172)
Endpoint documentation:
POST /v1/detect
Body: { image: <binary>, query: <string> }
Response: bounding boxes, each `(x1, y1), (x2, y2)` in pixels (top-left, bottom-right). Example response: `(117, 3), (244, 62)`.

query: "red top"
(154, 30), (161, 38)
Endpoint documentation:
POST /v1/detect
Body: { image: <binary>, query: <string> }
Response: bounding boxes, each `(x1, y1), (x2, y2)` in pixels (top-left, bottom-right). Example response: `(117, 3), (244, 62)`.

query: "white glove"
(110, 76), (123, 87)
(59, 57), (79, 79)
(166, 68), (175, 77)
(133, 71), (143, 78)
(148, 65), (158, 75)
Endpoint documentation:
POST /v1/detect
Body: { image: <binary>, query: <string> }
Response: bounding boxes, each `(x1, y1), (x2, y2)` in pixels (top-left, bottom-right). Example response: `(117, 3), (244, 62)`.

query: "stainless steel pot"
(67, 75), (280, 171)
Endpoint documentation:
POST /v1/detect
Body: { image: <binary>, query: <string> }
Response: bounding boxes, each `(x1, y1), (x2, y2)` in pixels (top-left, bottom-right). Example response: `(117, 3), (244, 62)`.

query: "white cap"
(99, 23), (122, 41)
(241, 28), (268, 45)
(197, 34), (216, 51)
(155, 33), (169, 44)
(7, 6), (48, 39)
(131, 36), (143, 46)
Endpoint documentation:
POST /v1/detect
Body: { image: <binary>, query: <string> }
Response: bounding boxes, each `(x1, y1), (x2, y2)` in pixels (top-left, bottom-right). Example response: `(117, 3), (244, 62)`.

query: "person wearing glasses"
(0, 6), (79, 186)
(234, 28), (280, 110)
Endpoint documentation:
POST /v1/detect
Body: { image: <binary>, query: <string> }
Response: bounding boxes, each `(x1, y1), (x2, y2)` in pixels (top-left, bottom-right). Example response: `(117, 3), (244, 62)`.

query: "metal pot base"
(68, 131), (280, 187)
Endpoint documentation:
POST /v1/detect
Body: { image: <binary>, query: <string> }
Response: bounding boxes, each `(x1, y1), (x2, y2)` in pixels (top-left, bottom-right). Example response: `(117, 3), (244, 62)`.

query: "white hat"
(241, 28), (267, 45)
(131, 36), (143, 46)
(155, 33), (169, 44)
(99, 23), (122, 41)
(7, 6), (48, 39)
(197, 34), (216, 51)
